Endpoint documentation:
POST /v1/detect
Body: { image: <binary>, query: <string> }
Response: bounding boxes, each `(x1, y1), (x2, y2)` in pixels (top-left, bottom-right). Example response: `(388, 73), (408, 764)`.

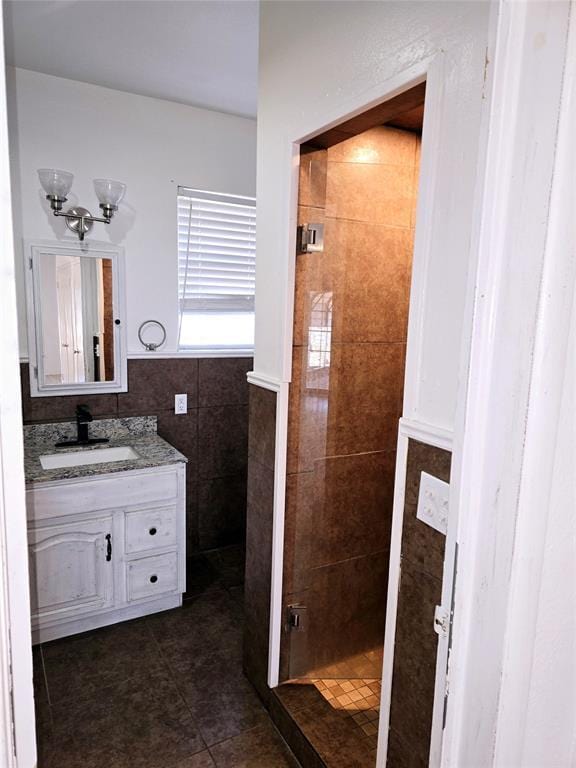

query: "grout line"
(205, 721), (266, 753)
(144, 617), (209, 754)
(39, 645), (52, 708)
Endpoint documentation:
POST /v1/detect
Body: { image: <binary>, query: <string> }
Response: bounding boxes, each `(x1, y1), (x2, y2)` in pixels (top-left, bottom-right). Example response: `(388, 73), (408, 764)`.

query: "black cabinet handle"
(105, 533), (112, 562)
(150, 574), (158, 584)
(149, 527), (157, 536)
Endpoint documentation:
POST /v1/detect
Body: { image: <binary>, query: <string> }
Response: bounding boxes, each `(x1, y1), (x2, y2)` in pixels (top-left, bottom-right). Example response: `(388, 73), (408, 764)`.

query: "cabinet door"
(28, 516), (114, 626)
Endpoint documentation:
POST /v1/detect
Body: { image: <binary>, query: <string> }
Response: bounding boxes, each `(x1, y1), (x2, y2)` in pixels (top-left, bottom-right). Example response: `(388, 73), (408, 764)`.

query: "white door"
(56, 256), (86, 383)
(29, 516), (115, 627)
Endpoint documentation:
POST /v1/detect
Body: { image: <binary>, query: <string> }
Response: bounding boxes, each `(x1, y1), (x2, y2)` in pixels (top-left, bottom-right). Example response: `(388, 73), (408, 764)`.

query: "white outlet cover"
(174, 394), (187, 414)
(416, 471), (449, 535)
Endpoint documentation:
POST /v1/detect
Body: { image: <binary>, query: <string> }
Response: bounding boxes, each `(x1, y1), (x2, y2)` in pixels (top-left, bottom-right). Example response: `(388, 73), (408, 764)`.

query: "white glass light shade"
(93, 179), (126, 207)
(37, 169), (73, 198)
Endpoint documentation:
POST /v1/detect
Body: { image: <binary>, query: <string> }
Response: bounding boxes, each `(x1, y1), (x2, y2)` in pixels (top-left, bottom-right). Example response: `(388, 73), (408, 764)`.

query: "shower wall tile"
(410, 138), (423, 229)
(327, 125), (418, 167)
(287, 346), (330, 475)
(309, 450), (396, 568)
(327, 219), (413, 345)
(20, 358), (251, 554)
(293, 550), (389, 679)
(243, 384), (277, 702)
(388, 439), (452, 768)
(329, 340), (406, 412)
(283, 471), (315, 595)
(299, 146), (328, 209)
(282, 128), (420, 686)
(325, 161), (414, 227)
(293, 205), (333, 348)
(287, 341), (404, 475)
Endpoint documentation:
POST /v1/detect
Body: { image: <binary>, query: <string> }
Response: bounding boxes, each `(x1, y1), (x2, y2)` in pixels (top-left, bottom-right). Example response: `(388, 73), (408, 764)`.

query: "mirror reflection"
(37, 251), (115, 385)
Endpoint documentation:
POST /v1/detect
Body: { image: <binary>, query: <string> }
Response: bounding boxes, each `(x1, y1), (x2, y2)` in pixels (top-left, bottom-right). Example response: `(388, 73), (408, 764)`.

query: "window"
(177, 187), (256, 352)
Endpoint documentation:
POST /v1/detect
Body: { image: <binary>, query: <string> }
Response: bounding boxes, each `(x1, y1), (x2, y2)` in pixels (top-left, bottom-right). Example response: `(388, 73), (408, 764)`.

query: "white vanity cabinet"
(26, 463), (186, 644)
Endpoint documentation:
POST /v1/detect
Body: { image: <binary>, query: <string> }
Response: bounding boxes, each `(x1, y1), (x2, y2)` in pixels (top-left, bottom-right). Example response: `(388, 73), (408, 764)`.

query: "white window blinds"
(177, 187), (256, 314)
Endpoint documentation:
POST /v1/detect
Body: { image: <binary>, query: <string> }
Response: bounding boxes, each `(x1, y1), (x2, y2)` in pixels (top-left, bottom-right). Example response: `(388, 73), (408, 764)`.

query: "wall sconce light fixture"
(38, 169), (126, 241)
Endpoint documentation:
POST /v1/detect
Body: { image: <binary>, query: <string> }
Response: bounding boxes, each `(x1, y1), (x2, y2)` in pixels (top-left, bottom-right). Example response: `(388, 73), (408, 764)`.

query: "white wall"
(255, 0), (490, 432)
(7, 67), (257, 358)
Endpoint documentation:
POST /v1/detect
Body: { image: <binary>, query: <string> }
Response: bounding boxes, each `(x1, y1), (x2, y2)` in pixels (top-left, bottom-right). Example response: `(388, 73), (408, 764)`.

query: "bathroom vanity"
(23, 417), (186, 644)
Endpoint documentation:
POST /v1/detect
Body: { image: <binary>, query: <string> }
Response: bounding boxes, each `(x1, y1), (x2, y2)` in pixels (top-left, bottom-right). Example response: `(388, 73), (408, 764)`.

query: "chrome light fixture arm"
(39, 170), (126, 241)
(53, 209), (110, 224)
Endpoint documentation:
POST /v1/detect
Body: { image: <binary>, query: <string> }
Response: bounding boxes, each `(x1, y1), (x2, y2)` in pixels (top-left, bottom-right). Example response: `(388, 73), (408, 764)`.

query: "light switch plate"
(174, 394), (187, 414)
(417, 471), (449, 535)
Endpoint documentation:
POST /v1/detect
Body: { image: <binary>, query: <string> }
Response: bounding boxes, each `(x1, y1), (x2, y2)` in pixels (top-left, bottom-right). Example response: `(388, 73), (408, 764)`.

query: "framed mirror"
(25, 240), (127, 396)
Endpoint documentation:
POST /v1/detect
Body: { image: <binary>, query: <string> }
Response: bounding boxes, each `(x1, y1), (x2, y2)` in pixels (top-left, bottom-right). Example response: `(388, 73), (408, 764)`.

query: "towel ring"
(137, 320), (167, 351)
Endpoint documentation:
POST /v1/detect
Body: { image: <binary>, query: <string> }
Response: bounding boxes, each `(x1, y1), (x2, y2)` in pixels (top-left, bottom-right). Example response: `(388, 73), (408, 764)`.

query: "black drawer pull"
(105, 533), (112, 562)
(150, 574), (158, 584)
(149, 527), (157, 536)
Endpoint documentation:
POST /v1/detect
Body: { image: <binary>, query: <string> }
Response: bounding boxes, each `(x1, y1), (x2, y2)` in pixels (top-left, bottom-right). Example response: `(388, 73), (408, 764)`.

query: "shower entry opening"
(275, 81), (427, 767)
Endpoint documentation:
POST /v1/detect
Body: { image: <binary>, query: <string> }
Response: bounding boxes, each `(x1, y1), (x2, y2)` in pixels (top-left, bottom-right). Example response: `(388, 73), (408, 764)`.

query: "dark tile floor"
(33, 545), (300, 768)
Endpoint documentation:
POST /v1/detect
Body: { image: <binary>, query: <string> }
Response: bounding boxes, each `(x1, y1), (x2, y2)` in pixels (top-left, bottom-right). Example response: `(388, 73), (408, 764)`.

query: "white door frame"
(261, 50), (447, 691)
(0, 3), (37, 766)
(443, 0), (573, 765)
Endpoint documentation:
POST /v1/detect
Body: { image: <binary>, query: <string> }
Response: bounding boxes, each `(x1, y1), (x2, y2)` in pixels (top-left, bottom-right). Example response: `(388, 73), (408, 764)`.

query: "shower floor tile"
(312, 677), (381, 753)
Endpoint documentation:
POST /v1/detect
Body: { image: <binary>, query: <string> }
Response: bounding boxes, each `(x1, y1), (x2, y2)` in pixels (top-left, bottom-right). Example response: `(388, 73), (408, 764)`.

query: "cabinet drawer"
(27, 467), (180, 522)
(125, 506), (177, 554)
(126, 553), (178, 601)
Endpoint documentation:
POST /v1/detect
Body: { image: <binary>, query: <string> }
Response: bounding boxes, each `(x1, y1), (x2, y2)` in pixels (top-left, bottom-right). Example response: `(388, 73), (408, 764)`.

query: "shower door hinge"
(286, 605), (307, 632)
(297, 223), (324, 254)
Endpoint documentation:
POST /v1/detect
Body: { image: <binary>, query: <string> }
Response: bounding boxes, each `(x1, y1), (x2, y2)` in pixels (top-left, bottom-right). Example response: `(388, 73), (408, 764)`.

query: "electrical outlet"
(417, 471), (449, 535)
(174, 394), (187, 414)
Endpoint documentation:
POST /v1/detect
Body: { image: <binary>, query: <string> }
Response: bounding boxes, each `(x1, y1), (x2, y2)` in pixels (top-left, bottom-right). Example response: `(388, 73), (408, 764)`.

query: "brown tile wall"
(388, 439), (451, 767)
(243, 384), (277, 703)
(282, 127), (420, 680)
(19, 357), (252, 553)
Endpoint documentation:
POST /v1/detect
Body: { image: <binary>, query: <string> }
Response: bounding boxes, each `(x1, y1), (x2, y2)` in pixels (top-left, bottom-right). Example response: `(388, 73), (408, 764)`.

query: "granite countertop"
(23, 416), (187, 484)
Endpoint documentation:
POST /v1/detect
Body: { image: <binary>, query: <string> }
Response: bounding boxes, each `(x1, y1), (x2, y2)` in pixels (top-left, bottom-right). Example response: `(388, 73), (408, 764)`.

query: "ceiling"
(306, 82), (426, 149)
(3, 0), (259, 118)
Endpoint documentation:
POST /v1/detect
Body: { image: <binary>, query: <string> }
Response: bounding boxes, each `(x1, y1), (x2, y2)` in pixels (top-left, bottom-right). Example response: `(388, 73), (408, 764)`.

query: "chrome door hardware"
(297, 223), (324, 253)
(287, 605), (307, 632)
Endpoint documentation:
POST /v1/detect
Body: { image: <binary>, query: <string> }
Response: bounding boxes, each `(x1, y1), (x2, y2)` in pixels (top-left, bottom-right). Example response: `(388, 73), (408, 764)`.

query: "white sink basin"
(40, 446), (140, 470)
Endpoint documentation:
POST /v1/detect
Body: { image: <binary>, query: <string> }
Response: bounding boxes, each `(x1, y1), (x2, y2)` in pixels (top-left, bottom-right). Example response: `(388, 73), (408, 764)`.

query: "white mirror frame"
(24, 239), (128, 397)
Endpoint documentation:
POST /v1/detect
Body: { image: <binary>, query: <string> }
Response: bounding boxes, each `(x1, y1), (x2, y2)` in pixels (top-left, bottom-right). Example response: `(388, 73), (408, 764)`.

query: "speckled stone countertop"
(23, 416), (187, 484)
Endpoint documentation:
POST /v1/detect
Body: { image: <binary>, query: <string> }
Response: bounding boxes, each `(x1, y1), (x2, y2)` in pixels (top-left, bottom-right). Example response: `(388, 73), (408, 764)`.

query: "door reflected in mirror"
(38, 252), (115, 385)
